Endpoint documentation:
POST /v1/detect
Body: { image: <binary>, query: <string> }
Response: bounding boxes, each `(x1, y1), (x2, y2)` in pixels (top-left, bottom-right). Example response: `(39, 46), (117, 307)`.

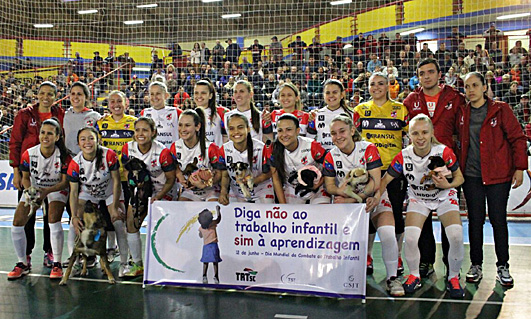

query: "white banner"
(0, 160), (18, 207)
(145, 202), (369, 299)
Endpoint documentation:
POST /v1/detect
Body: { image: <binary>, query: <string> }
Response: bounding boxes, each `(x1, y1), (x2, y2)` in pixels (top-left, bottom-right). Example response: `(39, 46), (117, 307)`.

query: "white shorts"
(180, 186), (220, 201)
(406, 193), (459, 217)
(79, 192), (124, 206)
(20, 189), (69, 204)
(370, 191), (393, 219)
(229, 181), (275, 203)
(284, 185), (331, 204)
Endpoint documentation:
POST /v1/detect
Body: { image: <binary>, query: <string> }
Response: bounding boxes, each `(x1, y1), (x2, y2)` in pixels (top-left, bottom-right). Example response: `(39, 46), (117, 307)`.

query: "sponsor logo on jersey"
(405, 163), (413, 171)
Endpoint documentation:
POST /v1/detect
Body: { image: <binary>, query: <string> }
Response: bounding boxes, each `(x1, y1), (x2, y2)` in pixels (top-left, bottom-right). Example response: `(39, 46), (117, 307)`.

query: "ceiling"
(0, 0), (391, 45)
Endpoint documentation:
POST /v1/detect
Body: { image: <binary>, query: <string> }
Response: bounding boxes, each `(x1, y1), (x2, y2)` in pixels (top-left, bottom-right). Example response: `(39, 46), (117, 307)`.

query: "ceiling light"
(78, 9), (98, 15)
(497, 12), (531, 20)
(124, 20), (144, 25)
(330, 0), (352, 5)
(221, 13), (241, 19)
(400, 28), (425, 36)
(136, 3), (158, 8)
(34, 24), (54, 28)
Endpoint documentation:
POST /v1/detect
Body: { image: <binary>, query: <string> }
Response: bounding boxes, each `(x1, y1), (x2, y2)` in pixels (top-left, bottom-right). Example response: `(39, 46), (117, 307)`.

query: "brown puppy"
(60, 201), (115, 285)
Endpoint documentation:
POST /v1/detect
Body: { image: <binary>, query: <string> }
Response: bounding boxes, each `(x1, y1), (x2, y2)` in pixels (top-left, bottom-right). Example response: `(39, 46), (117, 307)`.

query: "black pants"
(463, 176), (511, 267)
(369, 174), (406, 234)
(19, 189), (52, 255)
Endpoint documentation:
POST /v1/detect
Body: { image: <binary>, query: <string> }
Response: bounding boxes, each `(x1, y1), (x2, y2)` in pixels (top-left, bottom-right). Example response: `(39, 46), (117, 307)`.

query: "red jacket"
(9, 104), (65, 167)
(456, 99), (528, 185)
(403, 84), (465, 150)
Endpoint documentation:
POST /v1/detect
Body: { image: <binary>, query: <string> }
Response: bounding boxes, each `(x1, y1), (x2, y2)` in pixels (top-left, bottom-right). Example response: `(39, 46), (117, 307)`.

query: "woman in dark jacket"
(457, 72), (527, 287)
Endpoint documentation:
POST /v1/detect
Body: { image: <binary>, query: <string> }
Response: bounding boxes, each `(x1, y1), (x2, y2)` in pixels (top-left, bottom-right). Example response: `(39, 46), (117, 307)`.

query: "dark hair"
(38, 81), (57, 95)
(77, 127), (103, 170)
(134, 116), (158, 142)
(41, 118), (71, 164)
(234, 80), (261, 134)
(70, 82), (92, 108)
(323, 79), (353, 116)
(182, 108), (207, 158)
(416, 58), (440, 74)
(227, 113), (254, 166)
(272, 113), (300, 185)
(464, 71), (488, 99)
(196, 79), (218, 125)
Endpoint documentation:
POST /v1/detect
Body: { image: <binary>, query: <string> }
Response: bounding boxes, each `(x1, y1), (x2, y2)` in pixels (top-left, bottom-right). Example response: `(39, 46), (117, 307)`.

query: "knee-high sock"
(49, 222), (64, 264)
(67, 221), (76, 256)
(404, 226), (422, 277)
(367, 233), (376, 256)
(396, 232), (404, 255)
(445, 224), (464, 279)
(378, 225), (398, 279)
(113, 220), (129, 264)
(127, 232), (143, 265)
(12, 226), (27, 264)
(107, 231), (116, 249)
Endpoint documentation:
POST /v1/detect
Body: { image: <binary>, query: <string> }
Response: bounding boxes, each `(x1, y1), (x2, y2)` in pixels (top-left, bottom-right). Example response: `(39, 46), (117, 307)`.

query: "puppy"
(181, 157), (213, 188)
(230, 162), (253, 200)
(288, 165), (321, 198)
(124, 157), (153, 229)
(23, 186), (42, 217)
(341, 167), (370, 203)
(420, 156), (452, 185)
(60, 201), (115, 285)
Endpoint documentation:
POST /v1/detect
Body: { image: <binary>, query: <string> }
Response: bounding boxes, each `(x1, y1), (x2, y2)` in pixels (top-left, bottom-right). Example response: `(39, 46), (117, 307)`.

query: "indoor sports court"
(1, 0), (531, 318)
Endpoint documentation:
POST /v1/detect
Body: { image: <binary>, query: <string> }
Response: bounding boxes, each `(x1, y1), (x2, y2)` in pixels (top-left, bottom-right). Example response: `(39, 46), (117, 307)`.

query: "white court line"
(274, 315), (308, 319)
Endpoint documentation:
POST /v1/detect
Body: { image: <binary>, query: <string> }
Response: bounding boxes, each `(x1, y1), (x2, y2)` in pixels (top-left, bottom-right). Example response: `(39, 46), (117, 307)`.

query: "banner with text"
(0, 160), (18, 207)
(144, 202), (369, 298)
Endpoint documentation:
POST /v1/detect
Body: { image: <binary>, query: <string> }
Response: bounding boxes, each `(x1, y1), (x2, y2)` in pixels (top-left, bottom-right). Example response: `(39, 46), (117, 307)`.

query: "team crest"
(151, 159), (157, 167)
(124, 124), (131, 129)
(166, 114), (172, 120)
(391, 111), (397, 118)
(445, 102), (453, 110)
(301, 156), (308, 165)
(490, 118), (497, 127)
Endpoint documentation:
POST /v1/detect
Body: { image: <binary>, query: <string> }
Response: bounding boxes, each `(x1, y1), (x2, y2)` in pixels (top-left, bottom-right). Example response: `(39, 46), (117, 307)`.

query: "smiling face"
(78, 129), (98, 156)
(69, 85), (87, 109)
(279, 86), (299, 111)
(108, 93), (126, 116)
(323, 83), (344, 110)
(194, 84), (213, 108)
(330, 120), (355, 153)
(149, 84), (168, 109)
(39, 124), (59, 148)
(369, 75), (388, 101)
(409, 119), (433, 155)
(134, 120), (156, 148)
(37, 85), (56, 108)
(178, 114), (199, 143)
(276, 118), (300, 150)
(227, 116), (249, 145)
(233, 83), (253, 109)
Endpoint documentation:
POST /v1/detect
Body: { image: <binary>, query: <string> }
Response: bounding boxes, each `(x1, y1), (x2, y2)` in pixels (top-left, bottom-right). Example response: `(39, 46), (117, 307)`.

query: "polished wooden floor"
(0, 224), (530, 319)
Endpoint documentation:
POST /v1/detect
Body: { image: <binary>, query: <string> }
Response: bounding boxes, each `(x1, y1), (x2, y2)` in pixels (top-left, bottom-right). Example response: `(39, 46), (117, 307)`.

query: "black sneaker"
(419, 263), (434, 278)
(447, 276), (465, 299)
(497, 265), (514, 287)
(466, 265), (483, 283)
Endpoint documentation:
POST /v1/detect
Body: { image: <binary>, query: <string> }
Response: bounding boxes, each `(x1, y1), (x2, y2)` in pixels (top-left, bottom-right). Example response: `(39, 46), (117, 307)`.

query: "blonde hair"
(409, 114), (440, 145)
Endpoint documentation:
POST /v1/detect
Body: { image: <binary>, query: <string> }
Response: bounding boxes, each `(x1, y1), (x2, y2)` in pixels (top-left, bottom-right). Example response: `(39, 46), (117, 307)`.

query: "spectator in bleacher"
(249, 39), (264, 64)
(513, 94), (530, 124)
(444, 67), (458, 87)
(441, 53), (454, 74)
(435, 43), (449, 64)
(406, 33), (418, 51)
(288, 35), (307, 66)
(307, 72), (321, 106)
(364, 34), (378, 57)
(471, 56), (488, 73)
(190, 43), (201, 71)
(503, 81), (522, 107)
(464, 50), (476, 69)
(92, 51), (103, 70)
(304, 57), (319, 73)
(73, 52), (84, 76)
(173, 86), (190, 108)
(352, 33), (366, 51)
(307, 37), (322, 63)
(118, 52), (135, 85)
(403, 44), (415, 62)
(367, 54), (381, 73)
(382, 60), (399, 79)
(455, 42), (468, 61)
(420, 43), (433, 59)
(510, 64), (522, 85)
(399, 59), (415, 80)
(225, 38), (242, 64)
(391, 33), (405, 54)
(489, 42), (503, 66)
(166, 64), (177, 82)
(286, 66), (304, 85)
(212, 40), (225, 68)
(509, 47), (524, 68)
(378, 33), (390, 50)
(168, 42), (183, 64)
(240, 57), (252, 73)
(521, 64), (531, 90)
(511, 40), (528, 55)
(353, 48), (366, 65)
(449, 27), (465, 52)
(200, 42), (210, 65)
(397, 84), (411, 102)
(150, 54), (164, 78)
(224, 76), (236, 93)
(484, 23), (504, 53)
(203, 64), (218, 82)
(270, 36), (283, 62)
(388, 74), (401, 100)
(484, 71), (497, 99)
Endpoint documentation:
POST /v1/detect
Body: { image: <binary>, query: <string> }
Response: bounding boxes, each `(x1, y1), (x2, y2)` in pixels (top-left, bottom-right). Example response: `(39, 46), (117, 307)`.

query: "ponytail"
(42, 118), (73, 164)
(246, 132), (254, 166)
(196, 79), (218, 125)
(272, 139), (287, 184)
(77, 126), (104, 169)
(182, 108), (207, 159)
(235, 80), (261, 133)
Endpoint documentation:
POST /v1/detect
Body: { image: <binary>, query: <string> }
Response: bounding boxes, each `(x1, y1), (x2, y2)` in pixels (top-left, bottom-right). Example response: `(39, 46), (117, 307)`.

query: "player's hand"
(432, 174), (451, 189)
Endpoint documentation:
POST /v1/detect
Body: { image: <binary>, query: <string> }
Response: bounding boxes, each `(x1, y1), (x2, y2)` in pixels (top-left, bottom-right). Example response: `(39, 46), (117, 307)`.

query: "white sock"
(378, 225), (398, 279)
(404, 226), (422, 277)
(127, 232), (143, 265)
(367, 233), (376, 256)
(107, 231), (117, 249)
(396, 232), (404, 256)
(11, 226), (27, 264)
(445, 224), (464, 279)
(113, 220), (129, 264)
(67, 221), (76, 256)
(49, 222), (64, 264)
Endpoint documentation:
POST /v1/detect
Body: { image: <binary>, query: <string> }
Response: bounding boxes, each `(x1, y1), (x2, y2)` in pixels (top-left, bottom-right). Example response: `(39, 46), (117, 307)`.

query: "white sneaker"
(387, 277), (405, 297)
(213, 277), (219, 284)
(202, 276), (208, 284)
(119, 263), (130, 278)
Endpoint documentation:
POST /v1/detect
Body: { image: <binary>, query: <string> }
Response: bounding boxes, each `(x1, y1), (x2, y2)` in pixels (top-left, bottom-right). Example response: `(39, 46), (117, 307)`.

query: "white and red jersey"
(271, 136), (327, 187)
(388, 144), (459, 201)
(20, 145), (70, 189)
(218, 139), (274, 199)
(169, 140), (221, 178)
(121, 140), (176, 196)
(224, 108), (273, 142)
(271, 109), (310, 136)
(67, 147), (119, 200)
(140, 106), (182, 148)
(202, 106), (229, 147)
(306, 106), (355, 149)
(322, 141), (382, 186)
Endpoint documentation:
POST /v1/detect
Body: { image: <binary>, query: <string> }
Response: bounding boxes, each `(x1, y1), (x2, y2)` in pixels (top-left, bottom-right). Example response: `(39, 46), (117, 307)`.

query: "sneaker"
(118, 262), (130, 278)
(447, 276), (465, 299)
(466, 265), (483, 283)
(403, 275), (422, 293)
(26, 255), (32, 270)
(8, 262), (30, 280)
(367, 255), (374, 275)
(387, 277), (405, 297)
(419, 263), (434, 279)
(213, 277), (219, 284)
(86, 256), (97, 269)
(50, 263), (63, 279)
(43, 251), (53, 268)
(203, 276), (208, 284)
(397, 257), (404, 276)
(106, 247), (117, 263)
(124, 262), (143, 277)
(496, 265), (514, 287)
